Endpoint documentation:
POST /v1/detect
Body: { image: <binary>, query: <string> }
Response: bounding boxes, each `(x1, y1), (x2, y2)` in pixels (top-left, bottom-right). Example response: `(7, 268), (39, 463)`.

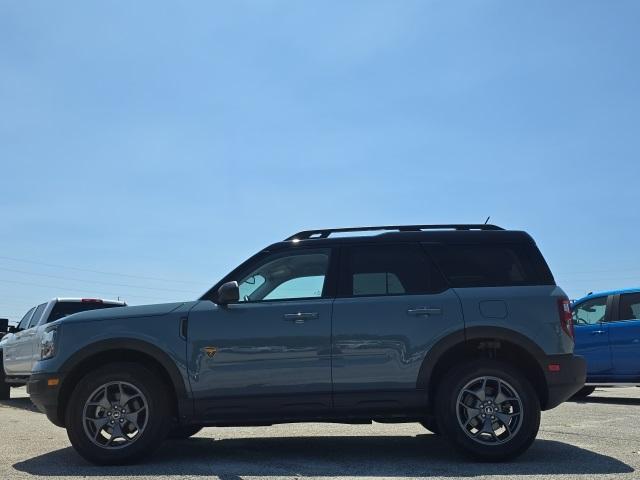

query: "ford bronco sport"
(28, 224), (586, 465)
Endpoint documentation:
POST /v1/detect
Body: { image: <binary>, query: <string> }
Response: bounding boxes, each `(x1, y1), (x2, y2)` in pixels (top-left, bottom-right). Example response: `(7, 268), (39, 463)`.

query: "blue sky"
(1, 1), (639, 321)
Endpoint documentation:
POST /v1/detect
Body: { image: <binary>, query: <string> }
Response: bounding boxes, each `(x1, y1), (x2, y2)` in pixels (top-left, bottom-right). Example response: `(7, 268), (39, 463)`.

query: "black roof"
(264, 224), (535, 251)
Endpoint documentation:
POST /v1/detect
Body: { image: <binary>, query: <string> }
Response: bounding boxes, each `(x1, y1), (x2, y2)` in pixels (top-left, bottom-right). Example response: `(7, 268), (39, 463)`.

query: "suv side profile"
(28, 224), (586, 465)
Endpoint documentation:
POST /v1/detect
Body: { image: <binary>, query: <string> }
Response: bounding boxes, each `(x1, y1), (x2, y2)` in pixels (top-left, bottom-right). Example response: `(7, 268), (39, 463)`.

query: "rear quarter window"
(427, 243), (555, 288)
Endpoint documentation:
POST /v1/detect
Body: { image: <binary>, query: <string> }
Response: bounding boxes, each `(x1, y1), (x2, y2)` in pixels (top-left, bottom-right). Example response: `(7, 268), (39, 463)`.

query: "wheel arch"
(56, 338), (191, 427)
(418, 327), (550, 410)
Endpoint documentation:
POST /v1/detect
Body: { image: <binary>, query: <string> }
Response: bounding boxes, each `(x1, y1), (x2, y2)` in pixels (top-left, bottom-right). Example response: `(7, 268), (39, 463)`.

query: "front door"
(608, 292), (640, 377)
(331, 243), (464, 412)
(573, 295), (612, 376)
(187, 247), (335, 421)
(2, 307), (35, 376)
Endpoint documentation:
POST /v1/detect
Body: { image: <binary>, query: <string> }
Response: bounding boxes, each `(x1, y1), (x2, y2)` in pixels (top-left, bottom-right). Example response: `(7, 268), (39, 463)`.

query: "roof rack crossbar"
(285, 224), (504, 241)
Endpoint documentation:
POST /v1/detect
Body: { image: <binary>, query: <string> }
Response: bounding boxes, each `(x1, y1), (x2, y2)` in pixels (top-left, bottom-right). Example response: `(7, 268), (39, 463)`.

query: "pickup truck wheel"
(435, 359), (540, 461)
(0, 378), (9, 400)
(168, 426), (203, 439)
(0, 359), (9, 400)
(65, 362), (171, 465)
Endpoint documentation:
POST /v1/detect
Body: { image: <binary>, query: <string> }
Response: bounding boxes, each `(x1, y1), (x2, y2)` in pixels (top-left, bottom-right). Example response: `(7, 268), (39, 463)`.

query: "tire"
(435, 359), (541, 461)
(0, 358), (9, 400)
(571, 386), (596, 399)
(168, 425), (203, 439)
(65, 362), (171, 465)
(419, 418), (440, 435)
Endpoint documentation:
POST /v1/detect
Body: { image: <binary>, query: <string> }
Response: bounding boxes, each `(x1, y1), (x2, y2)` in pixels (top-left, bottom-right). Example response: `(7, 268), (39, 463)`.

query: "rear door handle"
(591, 330), (606, 335)
(407, 307), (442, 316)
(283, 312), (318, 324)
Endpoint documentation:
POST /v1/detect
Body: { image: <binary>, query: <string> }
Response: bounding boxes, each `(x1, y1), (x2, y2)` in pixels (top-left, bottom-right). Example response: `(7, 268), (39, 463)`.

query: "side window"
(572, 297), (607, 326)
(618, 293), (640, 321)
(237, 249), (330, 302)
(427, 243), (552, 288)
(17, 307), (35, 330)
(340, 244), (446, 297)
(28, 303), (47, 328)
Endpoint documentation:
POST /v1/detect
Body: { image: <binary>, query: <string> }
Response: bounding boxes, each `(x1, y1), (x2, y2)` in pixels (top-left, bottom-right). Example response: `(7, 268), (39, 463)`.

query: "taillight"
(558, 297), (574, 339)
(81, 298), (103, 303)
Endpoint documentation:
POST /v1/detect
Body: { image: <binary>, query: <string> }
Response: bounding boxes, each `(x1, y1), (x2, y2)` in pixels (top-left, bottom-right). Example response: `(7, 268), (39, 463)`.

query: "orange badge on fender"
(202, 346), (217, 358)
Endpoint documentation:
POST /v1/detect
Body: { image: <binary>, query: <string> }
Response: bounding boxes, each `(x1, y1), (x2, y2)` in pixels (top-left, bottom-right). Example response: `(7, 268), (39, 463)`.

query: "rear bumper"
(27, 373), (65, 427)
(543, 353), (586, 410)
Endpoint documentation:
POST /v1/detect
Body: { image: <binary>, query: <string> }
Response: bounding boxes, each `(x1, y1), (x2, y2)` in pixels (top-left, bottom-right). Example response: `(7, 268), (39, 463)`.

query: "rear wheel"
(0, 359), (9, 400)
(571, 386), (596, 399)
(435, 359), (540, 461)
(168, 425), (203, 439)
(65, 362), (171, 465)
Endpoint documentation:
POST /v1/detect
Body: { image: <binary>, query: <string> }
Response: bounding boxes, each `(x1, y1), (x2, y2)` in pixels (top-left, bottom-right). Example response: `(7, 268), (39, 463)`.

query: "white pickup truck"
(0, 298), (125, 399)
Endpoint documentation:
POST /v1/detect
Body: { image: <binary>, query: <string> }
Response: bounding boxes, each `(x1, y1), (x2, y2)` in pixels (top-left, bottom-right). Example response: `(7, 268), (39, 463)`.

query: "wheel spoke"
(477, 416), (495, 437)
(107, 424), (126, 445)
(88, 387), (110, 410)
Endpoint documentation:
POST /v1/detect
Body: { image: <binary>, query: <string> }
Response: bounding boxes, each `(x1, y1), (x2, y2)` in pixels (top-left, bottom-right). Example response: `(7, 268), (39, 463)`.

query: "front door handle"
(407, 307), (442, 316)
(591, 330), (606, 335)
(283, 312), (318, 324)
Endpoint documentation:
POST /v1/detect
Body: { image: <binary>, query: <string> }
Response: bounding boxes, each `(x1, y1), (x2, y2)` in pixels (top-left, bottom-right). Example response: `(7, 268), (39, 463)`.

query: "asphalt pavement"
(1, 386), (638, 479)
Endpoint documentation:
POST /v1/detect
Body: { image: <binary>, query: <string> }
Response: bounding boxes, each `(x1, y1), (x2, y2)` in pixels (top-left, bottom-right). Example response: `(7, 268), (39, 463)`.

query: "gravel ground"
(1, 386), (638, 479)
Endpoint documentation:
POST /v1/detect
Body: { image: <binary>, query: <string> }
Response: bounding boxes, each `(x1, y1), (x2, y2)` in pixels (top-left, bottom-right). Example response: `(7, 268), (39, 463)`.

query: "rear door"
(331, 243), (464, 412)
(572, 295), (612, 376)
(608, 292), (640, 377)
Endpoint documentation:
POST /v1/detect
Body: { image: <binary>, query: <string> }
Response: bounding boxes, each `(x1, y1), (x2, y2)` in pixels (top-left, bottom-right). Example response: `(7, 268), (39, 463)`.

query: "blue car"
(572, 288), (640, 397)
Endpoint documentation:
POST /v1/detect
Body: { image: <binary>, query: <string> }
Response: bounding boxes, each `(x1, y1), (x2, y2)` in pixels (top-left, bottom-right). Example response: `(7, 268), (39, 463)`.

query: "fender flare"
(417, 326), (547, 390)
(59, 338), (189, 405)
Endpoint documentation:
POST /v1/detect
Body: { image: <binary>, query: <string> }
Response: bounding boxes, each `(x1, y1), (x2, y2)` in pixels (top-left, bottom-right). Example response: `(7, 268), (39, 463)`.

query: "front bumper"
(543, 353), (587, 410)
(27, 373), (65, 427)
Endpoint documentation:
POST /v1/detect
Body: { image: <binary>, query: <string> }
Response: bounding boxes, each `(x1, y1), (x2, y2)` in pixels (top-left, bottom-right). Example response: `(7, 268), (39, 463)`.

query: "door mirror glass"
(217, 281), (240, 305)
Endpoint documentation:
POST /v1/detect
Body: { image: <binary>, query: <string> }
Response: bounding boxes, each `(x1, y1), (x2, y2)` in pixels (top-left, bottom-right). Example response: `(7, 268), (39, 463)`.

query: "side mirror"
(7, 325), (17, 334)
(217, 281), (240, 305)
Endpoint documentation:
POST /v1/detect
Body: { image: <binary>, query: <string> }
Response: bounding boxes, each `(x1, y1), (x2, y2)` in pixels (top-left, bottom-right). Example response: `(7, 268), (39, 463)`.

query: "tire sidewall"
(436, 359), (541, 461)
(65, 362), (171, 465)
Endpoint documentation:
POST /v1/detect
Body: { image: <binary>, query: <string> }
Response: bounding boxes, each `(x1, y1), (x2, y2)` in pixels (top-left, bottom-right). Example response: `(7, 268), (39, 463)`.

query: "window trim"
(336, 242), (449, 299)
(17, 307), (36, 330)
(28, 303), (47, 329)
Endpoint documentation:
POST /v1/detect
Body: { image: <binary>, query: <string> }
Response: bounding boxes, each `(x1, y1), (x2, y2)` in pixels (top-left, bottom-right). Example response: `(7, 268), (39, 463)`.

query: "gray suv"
(28, 224), (586, 465)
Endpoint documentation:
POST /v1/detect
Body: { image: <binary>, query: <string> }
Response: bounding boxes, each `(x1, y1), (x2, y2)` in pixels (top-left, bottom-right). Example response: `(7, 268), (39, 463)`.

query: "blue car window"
(572, 296), (607, 325)
(619, 293), (640, 321)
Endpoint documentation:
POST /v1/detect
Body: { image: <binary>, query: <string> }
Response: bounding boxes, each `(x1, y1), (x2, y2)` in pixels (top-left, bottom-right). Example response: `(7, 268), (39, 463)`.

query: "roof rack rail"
(285, 224), (504, 241)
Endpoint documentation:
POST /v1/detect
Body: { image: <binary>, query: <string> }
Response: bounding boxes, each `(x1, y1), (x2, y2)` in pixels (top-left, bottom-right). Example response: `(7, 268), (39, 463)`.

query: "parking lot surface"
(1, 387), (638, 480)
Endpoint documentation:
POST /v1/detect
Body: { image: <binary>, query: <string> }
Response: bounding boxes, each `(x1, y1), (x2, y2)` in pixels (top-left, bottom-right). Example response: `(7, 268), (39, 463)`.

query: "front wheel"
(0, 358), (10, 400)
(435, 359), (540, 461)
(65, 362), (172, 465)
